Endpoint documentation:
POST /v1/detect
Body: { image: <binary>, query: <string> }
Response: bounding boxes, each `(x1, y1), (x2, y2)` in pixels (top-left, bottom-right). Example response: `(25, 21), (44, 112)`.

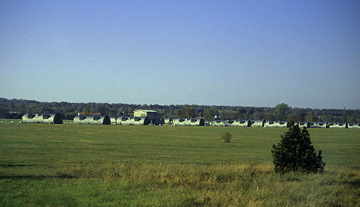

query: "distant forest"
(1, 98), (359, 123)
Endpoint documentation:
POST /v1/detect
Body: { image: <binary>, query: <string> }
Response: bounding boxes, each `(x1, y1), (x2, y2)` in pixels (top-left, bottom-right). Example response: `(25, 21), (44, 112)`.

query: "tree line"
(0, 98), (359, 123)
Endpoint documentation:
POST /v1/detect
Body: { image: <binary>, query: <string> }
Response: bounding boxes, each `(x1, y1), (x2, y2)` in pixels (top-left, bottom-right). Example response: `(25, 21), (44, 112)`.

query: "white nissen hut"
(250, 120), (265, 127)
(328, 122), (347, 128)
(130, 117), (151, 125)
(163, 118), (173, 125)
(187, 118), (205, 126)
(308, 122), (328, 128)
(264, 121), (276, 127)
(297, 122), (309, 128)
(277, 121), (289, 128)
(172, 118), (187, 126)
(225, 120), (235, 127)
(74, 115), (110, 125)
(264, 121), (288, 128)
(40, 114), (63, 124)
(110, 117), (117, 125)
(227, 120), (250, 127)
(348, 123), (360, 129)
(116, 116), (132, 125)
(22, 113), (38, 123)
(212, 120), (226, 127)
(22, 113), (63, 124)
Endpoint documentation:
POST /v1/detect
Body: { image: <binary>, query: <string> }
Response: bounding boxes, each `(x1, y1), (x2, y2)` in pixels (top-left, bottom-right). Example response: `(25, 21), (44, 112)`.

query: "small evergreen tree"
(271, 123), (325, 174)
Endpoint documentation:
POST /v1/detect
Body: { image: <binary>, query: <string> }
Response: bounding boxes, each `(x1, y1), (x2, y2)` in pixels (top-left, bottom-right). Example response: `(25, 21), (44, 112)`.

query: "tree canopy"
(1, 98), (359, 123)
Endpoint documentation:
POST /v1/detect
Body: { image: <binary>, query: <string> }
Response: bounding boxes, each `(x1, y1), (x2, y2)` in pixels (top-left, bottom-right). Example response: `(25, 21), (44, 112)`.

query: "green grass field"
(1, 121), (359, 206)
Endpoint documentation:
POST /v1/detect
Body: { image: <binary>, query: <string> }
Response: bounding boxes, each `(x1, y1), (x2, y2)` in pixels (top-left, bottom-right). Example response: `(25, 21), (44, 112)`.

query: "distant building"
(133, 109), (157, 119)
(133, 109), (163, 125)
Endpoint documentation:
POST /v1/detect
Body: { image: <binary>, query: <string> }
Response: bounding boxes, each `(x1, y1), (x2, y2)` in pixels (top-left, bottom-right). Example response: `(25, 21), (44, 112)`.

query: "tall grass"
(2, 162), (359, 206)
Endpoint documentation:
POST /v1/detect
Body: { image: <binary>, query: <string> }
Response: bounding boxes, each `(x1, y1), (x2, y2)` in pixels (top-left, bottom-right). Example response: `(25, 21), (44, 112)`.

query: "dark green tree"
(287, 108), (303, 122)
(220, 110), (235, 120)
(306, 111), (317, 122)
(204, 107), (215, 121)
(252, 111), (264, 120)
(264, 113), (275, 121)
(271, 124), (325, 174)
(273, 103), (289, 121)
(181, 107), (196, 118)
(96, 104), (107, 115)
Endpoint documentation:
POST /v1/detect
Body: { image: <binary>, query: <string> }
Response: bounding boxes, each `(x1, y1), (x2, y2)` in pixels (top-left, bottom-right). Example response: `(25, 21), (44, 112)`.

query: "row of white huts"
(21, 114), (111, 125)
(171, 118), (205, 126)
(20, 113), (359, 129)
(22, 115), (154, 125)
(208, 120), (356, 128)
(210, 120), (286, 127)
(72, 115), (161, 125)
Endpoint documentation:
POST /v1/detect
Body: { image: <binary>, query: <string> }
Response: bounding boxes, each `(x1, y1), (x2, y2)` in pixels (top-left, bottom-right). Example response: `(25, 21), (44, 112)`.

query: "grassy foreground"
(1, 122), (360, 206)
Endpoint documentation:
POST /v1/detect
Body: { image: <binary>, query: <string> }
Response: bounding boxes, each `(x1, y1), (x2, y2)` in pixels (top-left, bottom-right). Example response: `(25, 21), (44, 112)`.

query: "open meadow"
(1, 121), (360, 206)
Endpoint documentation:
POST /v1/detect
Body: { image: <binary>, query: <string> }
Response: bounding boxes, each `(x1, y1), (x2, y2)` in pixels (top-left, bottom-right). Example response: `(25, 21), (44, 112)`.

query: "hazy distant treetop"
(0, 98), (358, 123)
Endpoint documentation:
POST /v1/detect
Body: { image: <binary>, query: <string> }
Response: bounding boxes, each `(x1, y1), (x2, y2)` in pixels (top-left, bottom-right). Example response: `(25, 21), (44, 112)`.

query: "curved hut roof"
(348, 123), (360, 129)
(308, 122), (328, 128)
(116, 116), (132, 125)
(250, 120), (265, 127)
(22, 113), (63, 124)
(187, 118), (205, 126)
(130, 117), (151, 125)
(328, 122), (347, 128)
(227, 120), (250, 127)
(163, 118), (173, 125)
(297, 122), (309, 128)
(74, 115), (110, 125)
(212, 120), (226, 127)
(172, 118), (187, 126)
(264, 121), (288, 128)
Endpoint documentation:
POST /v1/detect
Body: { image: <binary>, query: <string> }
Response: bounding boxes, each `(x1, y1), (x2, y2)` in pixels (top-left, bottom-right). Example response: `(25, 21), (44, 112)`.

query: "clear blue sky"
(1, 0), (359, 109)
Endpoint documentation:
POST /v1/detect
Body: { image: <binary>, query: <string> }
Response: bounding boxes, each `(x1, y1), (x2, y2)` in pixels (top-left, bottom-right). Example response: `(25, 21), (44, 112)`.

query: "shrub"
(221, 132), (232, 143)
(271, 124), (325, 174)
